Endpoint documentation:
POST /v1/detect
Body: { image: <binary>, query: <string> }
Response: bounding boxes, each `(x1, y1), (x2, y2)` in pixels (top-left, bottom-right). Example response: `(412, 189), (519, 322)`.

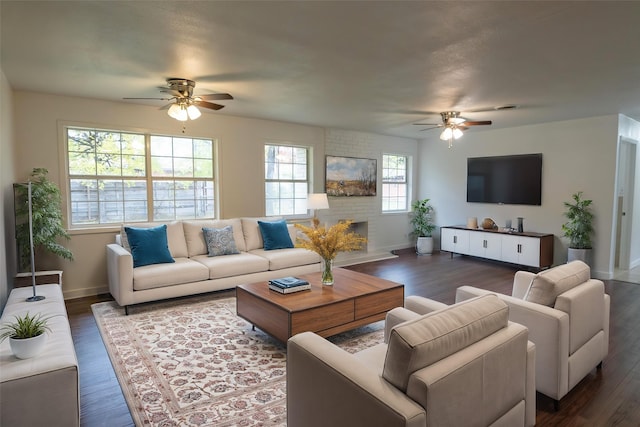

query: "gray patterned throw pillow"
(202, 226), (240, 257)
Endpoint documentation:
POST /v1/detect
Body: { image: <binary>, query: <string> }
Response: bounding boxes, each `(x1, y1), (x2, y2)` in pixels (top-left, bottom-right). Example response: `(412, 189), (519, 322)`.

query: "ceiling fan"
(414, 111), (492, 148)
(123, 78), (233, 121)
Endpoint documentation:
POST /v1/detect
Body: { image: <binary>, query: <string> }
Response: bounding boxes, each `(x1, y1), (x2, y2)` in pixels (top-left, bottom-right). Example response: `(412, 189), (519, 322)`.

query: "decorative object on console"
(0, 312), (52, 359)
(325, 155), (377, 197)
(295, 220), (367, 285)
(14, 168), (74, 302)
(517, 217), (524, 233)
(562, 191), (594, 265)
(409, 198), (436, 255)
(467, 217), (478, 229)
(481, 217), (498, 230)
(306, 193), (330, 220)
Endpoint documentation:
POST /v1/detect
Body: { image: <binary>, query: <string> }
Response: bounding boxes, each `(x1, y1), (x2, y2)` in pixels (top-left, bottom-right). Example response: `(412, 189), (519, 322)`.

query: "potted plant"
(561, 191), (594, 265)
(410, 199), (436, 255)
(14, 168), (73, 272)
(0, 312), (52, 359)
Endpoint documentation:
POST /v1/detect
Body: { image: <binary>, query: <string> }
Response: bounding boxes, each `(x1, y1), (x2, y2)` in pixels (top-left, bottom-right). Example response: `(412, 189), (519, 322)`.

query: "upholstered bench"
(0, 284), (79, 427)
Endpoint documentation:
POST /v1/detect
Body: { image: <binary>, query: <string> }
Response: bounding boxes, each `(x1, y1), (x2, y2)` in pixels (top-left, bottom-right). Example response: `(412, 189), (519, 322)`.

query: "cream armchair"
(455, 260), (610, 409)
(287, 295), (536, 427)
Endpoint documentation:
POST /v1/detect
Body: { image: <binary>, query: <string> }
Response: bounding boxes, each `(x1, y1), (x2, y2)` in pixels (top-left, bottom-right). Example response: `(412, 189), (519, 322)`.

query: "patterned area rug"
(92, 295), (384, 426)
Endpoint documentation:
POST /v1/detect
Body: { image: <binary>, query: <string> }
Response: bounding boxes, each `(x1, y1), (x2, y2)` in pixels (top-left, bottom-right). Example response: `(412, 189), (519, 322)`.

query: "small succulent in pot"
(0, 312), (52, 342)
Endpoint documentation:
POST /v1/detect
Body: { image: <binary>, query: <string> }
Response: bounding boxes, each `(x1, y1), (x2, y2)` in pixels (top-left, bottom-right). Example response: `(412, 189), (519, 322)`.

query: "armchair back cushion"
(524, 260), (591, 306)
(383, 294), (509, 392)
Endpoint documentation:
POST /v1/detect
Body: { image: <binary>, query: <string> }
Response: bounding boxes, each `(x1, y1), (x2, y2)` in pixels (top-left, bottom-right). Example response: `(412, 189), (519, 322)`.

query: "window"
(382, 154), (408, 212)
(264, 144), (308, 216)
(66, 127), (215, 226)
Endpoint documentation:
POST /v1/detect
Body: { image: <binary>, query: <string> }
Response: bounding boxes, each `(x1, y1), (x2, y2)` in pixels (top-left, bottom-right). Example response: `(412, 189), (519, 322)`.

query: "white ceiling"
(2, 1), (639, 139)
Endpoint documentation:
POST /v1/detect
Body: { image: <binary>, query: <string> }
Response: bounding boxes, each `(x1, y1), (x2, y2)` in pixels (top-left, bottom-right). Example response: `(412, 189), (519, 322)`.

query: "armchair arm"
(287, 332), (426, 427)
(512, 271), (536, 299)
(456, 285), (570, 400)
(404, 296), (449, 315)
(106, 243), (134, 307)
(385, 308), (421, 343)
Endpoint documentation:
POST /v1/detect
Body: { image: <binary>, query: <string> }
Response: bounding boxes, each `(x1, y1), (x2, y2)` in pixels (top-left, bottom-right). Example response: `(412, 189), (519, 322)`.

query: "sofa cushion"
(249, 248), (320, 270)
(383, 294), (508, 392)
(258, 220), (294, 250)
(120, 221), (188, 258)
(132, 258), (209, 291)
(524, 260), (591, 306)
(183, 219), (246, 256)
(191, 253), (269, 279)
(202, 226), (240, 257)
(241, 217), (278, 251)
(124, 225), (175, 268)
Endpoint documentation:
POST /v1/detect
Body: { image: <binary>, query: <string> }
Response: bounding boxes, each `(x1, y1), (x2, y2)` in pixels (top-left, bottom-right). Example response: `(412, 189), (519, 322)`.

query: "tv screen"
(467, 154), (542, 205)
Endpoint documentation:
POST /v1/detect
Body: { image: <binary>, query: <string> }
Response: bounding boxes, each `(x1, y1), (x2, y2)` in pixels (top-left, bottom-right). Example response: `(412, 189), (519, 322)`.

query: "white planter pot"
(416, 236), (434, 255)
(567, 248), (593, 267)
(9, 333), (47, 359)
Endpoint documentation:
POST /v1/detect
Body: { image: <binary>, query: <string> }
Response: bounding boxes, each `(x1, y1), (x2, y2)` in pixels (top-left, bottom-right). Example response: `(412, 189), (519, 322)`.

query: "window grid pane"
(67, 127), (216, 226)
(264, 144), (309, 217)
(382, 154), (408, 212)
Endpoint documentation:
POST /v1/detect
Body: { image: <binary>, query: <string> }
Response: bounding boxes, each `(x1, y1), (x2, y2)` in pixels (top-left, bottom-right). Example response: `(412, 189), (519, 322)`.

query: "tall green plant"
(410, 199), (435, 238)
(561, 191), (594, 249)
(14, 168), (73, 272)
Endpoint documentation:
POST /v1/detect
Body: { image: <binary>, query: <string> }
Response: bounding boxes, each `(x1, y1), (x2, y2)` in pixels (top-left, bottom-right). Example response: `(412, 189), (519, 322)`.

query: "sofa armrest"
(106, 243), (134, 308)
(287, 332), (426, 427)
(512, 270), (536, 299)
(456, 285), (570, 400)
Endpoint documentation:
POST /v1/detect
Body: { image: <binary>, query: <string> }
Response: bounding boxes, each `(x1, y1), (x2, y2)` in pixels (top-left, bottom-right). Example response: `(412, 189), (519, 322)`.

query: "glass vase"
(321, 258), (334, 285)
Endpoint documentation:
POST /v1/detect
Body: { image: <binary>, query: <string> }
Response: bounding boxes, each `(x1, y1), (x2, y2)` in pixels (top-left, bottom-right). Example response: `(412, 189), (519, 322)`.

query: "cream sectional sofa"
(107, 217), (320, 313)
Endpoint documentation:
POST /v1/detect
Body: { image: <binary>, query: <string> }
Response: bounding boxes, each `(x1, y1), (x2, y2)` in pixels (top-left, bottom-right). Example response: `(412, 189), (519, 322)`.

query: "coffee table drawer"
(355, 287), (404, 319)
(291, 300), (354, 336)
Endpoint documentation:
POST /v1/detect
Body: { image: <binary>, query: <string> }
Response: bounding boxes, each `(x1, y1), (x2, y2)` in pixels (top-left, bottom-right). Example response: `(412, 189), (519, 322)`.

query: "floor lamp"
(25, 181), (45, 302)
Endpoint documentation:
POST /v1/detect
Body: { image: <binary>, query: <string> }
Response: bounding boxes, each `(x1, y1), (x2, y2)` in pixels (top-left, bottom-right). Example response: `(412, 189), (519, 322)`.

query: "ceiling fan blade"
(413, 123), (441, 126)
(198, 93), (234, 101)
(419, 126), (442, 132)
(159, 88), (183, 97)
(194, 100), (225, 110)
(462, 120), (492, 126)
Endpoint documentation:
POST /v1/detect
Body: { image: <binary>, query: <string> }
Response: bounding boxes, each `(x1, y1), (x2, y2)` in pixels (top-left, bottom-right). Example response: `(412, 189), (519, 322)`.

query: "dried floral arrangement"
(294, 219), (367, 261)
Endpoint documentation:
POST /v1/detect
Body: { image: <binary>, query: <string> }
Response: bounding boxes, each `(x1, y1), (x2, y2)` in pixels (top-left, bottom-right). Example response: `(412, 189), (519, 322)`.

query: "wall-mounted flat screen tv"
(467, 154), (542, 205)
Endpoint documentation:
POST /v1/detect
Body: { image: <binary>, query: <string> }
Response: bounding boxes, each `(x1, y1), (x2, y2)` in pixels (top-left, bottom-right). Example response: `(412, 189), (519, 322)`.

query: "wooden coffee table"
(236, 268), (404, 342)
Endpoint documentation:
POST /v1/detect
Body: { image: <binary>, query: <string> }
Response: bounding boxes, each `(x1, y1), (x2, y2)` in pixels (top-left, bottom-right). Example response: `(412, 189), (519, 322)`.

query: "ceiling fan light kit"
(415, 110), (493, 148)
(124, 78), (232, 123)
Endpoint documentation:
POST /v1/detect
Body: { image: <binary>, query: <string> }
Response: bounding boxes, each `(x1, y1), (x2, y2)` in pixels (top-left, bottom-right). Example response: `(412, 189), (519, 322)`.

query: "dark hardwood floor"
(65, 249), (640, 426)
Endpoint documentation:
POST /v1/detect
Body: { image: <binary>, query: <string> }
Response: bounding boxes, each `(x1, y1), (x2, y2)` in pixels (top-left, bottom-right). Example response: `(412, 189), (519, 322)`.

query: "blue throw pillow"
(202, 226), (240, 257)
(124, 225), (175, 268)
(258, 220), (294, 250)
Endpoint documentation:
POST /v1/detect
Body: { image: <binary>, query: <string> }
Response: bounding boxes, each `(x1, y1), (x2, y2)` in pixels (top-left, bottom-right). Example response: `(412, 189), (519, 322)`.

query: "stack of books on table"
(268, 276), (311, 294)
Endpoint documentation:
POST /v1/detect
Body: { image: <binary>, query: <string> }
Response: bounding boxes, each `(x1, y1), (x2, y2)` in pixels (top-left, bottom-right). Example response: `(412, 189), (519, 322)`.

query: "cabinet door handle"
(453, 236), (457, 244)
(517, 244), (522, 253)
(483, 239), (487, 248)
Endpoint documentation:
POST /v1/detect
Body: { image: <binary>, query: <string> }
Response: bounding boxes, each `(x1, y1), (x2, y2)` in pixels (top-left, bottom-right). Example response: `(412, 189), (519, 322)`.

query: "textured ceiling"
(2, 1), (639, 138)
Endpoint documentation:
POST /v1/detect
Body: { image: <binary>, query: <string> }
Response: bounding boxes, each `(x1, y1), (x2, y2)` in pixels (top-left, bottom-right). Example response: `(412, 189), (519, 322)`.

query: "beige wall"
(11, 91), (419, 299)
(1, 70), (16, 309)
(418, 115), (635, 279)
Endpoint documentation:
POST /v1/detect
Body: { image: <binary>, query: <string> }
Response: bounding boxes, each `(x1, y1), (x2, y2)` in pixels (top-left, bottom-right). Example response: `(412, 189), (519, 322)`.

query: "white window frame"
(264, 143), (310, 218)
(382, 153), (409, 212)
(62, 124), (217, 228)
